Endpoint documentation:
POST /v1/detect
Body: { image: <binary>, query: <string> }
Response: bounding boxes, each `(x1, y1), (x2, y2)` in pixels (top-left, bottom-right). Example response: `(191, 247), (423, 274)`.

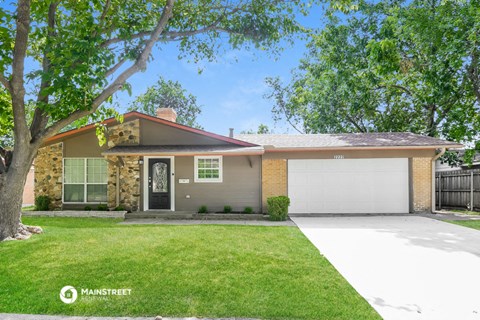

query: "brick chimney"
(155, 108), (177, 122)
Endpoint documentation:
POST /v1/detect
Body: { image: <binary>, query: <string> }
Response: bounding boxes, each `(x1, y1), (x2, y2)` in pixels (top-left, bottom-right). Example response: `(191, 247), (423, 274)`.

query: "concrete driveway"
(291, 216), (480, 320)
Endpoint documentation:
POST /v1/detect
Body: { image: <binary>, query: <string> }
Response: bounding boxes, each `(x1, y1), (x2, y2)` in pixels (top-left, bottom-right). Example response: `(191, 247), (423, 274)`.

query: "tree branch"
(10, 0), (31, 142)
(374, 84), (413, 97)
(100, 23), (227, 48)
(105, 56), (127, 78)
(39, 0), (176, 141)
(31, 2), (59, 140)
(92, 0), (111, 38)
(468, 50), (480, 104)
(0, 74), (11, 93)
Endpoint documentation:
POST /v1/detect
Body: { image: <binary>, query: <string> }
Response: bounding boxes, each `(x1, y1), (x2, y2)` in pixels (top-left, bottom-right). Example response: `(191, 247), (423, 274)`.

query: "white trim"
(194, 155), (223, 183)
(143, 156), (175, 211)
(62, 157), (108, 204)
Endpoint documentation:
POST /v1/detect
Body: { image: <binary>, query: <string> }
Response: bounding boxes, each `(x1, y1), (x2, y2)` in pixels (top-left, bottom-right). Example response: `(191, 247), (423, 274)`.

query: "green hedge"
(35, 195), (50, 211)
(267, 196), (290, 221)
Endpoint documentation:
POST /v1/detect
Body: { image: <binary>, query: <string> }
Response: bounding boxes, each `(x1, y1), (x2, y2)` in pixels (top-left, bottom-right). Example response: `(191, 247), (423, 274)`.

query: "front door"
(148, 158), (171, 210)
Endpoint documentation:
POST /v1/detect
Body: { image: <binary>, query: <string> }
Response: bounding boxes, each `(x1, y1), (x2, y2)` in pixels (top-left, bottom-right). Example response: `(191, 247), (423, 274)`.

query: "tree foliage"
(128, 77), (202, 128)
(241, 123), (271, 134)
(266, 0), (480, 151)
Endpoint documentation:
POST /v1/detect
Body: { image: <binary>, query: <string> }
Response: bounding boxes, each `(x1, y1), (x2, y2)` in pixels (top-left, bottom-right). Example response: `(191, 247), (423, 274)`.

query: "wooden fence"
(435, 169), (480, 211)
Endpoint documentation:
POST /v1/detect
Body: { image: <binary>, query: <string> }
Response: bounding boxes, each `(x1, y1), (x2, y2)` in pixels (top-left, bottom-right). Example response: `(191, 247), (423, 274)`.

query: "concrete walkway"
(292, 215), (480, 320)
(120, 219), (295, 226)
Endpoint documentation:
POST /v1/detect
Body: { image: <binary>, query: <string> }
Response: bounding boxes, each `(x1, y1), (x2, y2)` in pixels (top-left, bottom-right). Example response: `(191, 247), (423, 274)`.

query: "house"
(34, 108), (462, 214)
(22, 165), (35, 206)
(435, 150), (480, 172)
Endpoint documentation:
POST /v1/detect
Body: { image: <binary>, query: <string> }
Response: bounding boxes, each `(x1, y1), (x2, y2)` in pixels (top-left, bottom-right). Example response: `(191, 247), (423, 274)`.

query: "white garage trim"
(288, 158), (409, 214)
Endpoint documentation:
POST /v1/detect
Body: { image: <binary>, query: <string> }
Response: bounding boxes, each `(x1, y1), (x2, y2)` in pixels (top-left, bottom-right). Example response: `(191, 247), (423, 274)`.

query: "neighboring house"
(22, 165), (34, 206)
(436, 151), (480, 172)
(35, 108), (461, 214)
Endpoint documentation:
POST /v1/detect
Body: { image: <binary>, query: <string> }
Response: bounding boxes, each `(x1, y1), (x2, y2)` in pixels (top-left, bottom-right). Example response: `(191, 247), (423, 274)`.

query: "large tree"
(267, 0), (480, 147)
(0, 0), (315, 240)
(128, 77), (202, 128)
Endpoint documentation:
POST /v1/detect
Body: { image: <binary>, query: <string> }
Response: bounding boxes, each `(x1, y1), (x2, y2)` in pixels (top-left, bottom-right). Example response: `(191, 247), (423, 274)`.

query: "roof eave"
(264, 144), (463, 152)
(44, 111), (258, 147)
(101, 151), (265, 157)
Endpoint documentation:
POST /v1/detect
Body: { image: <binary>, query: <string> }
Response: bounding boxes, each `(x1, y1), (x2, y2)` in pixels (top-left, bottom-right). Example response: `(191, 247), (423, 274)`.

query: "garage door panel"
(288, 158), (409, 214)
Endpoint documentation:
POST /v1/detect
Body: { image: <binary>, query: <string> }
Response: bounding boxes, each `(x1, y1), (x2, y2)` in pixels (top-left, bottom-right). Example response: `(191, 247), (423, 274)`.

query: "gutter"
(431, 148), (446, 212)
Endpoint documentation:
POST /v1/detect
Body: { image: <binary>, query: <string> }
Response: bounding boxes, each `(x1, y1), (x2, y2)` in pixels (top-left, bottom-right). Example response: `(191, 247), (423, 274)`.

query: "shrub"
(267, 196), (290, 221)
(97, 204), (109, 211)
(223, 205), (232, 213)
(34, 195), (50, 211)
(114, 205), (126, 211)
(198, 205), (208, 214)
(84, 206), (92, 211)
(243, 206), (254, 214)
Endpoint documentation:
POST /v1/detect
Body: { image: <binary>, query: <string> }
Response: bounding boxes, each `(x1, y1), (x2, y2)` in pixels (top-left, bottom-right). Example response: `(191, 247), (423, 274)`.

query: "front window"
(194, 156), (223, 183)
(64, 158), (107, 203)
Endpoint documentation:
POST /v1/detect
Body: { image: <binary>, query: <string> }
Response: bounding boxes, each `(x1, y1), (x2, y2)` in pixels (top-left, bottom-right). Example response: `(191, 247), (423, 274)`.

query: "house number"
(333, 155), (344, 159)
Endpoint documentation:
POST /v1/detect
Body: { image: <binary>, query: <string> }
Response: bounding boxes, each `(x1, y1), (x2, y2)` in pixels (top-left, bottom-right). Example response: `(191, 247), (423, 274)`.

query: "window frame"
(62, 157), (108, 204)
(194, 155), (223, 183)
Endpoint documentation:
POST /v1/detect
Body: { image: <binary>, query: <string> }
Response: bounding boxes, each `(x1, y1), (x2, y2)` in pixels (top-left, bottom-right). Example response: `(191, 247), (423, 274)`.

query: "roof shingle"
(234, 132), (462, 149)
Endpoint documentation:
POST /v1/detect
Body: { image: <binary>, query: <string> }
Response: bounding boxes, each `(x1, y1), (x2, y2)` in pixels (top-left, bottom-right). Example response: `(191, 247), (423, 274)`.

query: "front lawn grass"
(0, 217), (380, 320)
(448, 220), (480, 230)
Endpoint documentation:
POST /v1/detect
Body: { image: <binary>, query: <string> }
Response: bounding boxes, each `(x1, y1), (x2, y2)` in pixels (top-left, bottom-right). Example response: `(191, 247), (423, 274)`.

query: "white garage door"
(288, 158), (409, 214)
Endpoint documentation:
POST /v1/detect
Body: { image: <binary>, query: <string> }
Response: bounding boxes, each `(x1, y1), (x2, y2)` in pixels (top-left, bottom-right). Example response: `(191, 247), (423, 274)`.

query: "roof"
(234, 132), (463, 150)
(45, 111), (256, 147)
(102, 145), (264, 156)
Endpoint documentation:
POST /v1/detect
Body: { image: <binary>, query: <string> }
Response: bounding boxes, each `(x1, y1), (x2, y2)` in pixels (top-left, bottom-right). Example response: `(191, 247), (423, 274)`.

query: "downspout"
(432, 148), (446, 213)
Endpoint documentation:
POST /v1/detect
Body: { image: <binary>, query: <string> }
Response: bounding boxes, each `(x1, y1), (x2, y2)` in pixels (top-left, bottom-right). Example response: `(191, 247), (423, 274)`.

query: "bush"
(97, 204), (109, 211)
(267, 196), (290, 221)
(35, 195), (50, 211)
(223, 205), (232, 213)
(84, 206), (92, 211)
(114, 205), (126, 211)
(198, 205), (208, 214)
(243, 206), (254, 214)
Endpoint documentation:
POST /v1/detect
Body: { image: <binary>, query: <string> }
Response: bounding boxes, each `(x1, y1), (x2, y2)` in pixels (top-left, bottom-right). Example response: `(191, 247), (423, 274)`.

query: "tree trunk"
(0, 150), (35, 241)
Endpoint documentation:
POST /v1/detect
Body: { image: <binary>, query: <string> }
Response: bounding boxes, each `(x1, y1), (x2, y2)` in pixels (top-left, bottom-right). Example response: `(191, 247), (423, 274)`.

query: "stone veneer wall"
(107, 155), (141, 211)
(412, 157), (432, 212)
(34, 142), (63, 210)
(261, 159), (287, 212)
(107, 119), (140, 147)
(106, 119), (141, 211)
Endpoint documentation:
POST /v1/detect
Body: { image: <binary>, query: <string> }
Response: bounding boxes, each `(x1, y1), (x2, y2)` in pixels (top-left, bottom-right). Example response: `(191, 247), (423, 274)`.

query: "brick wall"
(34, 142), (63, 209)
(412, 157), (432, 212)
(261, 159), (287, 212)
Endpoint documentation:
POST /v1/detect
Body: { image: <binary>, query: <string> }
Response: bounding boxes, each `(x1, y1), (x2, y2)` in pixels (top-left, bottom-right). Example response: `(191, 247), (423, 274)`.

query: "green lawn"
(451, 209), (480, 216)
(448, 220), (480, 230)
(0, 217), (380, 320)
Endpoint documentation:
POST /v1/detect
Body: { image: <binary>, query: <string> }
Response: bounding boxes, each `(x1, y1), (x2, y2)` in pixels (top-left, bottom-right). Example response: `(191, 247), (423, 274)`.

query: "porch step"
(125, 211), (196, 220)
(125, 212), (268, 221)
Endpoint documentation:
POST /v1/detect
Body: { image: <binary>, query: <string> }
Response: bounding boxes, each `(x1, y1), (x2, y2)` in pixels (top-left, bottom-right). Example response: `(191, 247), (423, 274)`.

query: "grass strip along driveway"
(448, 220), (480, 230)
(0, 217), (380, 320)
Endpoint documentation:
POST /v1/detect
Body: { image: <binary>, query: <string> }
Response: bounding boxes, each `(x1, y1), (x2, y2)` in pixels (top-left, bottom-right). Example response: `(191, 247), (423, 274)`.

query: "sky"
(112, 6), (327, 137)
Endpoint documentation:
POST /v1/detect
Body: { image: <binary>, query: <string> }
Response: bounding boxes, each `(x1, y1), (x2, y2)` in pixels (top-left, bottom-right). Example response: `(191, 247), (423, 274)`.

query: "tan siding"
(174, 156), (261, 212)
(140, 119), (230, 146)
(261, 159), (287, 212)
(412, 157), (432, 212)
(63, 131), (107, 157)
